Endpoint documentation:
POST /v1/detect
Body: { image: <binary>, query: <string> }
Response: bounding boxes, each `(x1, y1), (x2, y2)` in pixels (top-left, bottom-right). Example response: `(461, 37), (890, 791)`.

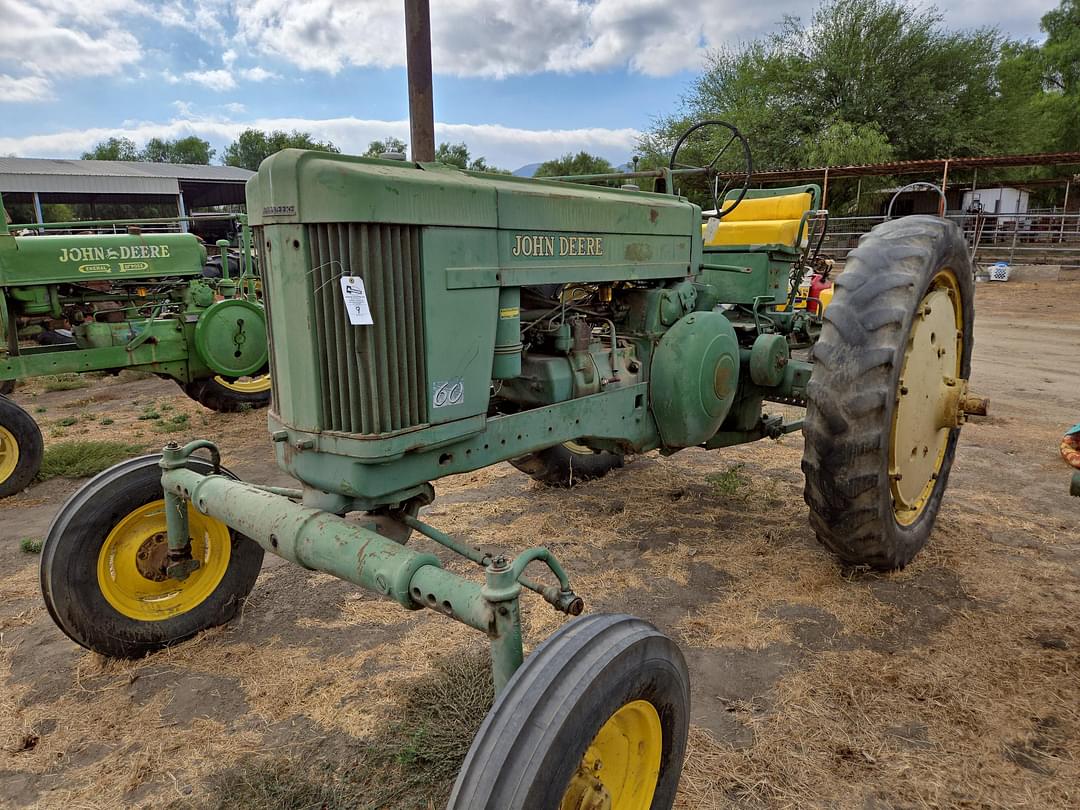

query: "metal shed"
(0, 158), (254, 225)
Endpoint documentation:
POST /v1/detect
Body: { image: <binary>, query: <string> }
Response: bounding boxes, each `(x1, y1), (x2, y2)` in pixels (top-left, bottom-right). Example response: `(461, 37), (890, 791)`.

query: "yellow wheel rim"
(96, 500), (232, 622)
(0, 425), (18, 485)
(890, 270), (963, 525)
(561, 700), (663, 810)
(563, 440), (596, 456)
(212, 373), (271, 394)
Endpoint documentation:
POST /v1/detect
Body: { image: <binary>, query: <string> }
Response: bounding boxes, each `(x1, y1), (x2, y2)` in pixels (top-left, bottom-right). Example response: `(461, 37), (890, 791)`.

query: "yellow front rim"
(890, 270), (963, 525)
(213, 373), (271, 394)
(563, 440), (596, 456)
(0, 425), (18, 484)
(96, 500), (232, 621)
(561, 700), (663, 810)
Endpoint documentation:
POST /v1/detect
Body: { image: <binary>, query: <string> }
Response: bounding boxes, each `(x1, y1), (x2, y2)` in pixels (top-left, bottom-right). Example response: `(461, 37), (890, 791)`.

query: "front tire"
(0, 395), (43, 498)
(449, 614), (690, 810)
(509, 441), (625, 487)
(802, 216), (974, 570)
(180, 373), (271, 412)
(40, 455), (264, 658)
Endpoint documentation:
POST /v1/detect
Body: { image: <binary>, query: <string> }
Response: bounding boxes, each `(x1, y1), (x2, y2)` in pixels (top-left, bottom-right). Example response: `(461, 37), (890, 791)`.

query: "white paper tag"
(339, 276), (374, 326)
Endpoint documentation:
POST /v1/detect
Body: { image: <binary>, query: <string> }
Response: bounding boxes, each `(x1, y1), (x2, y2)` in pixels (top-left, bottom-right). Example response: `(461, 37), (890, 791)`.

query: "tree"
(142, 136), (215, 165)
(82, 137), (140, 161)
(435, 141), (471, 168)
(466, 156), (512, 175)
(641, 0), (1004, 170)
(223, 129), (340, 171)
(362, 136), (408, 157)
(534, 152), (615, 177)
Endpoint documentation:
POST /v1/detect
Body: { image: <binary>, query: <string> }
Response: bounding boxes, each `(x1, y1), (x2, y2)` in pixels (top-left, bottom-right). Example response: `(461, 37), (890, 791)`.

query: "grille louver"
(298, 223), (428, 434)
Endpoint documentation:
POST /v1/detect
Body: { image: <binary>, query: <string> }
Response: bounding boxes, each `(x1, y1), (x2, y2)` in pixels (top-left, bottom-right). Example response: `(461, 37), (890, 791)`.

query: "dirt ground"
(1, 279), (1078, 810)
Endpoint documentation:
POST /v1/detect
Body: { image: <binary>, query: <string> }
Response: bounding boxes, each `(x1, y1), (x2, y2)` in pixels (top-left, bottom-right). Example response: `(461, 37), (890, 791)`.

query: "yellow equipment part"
(703, 192), (813, 248)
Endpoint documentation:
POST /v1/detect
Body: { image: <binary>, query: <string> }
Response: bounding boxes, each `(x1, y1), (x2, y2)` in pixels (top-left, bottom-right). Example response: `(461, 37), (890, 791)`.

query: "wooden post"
(404, 0), (435, 163)
(822, 168), (829, 209)
(1061, 179), (1071, 243)
(854, 178), (862, 215)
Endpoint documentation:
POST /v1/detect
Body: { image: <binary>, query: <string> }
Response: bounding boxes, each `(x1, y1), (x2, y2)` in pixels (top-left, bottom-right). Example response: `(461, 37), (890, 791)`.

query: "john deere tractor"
(40, 123), (986, 808)
(0, 205), (271, 497)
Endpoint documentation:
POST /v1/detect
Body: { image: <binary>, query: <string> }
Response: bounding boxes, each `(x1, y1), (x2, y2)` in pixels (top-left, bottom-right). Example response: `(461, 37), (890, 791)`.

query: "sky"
(0, 0), (1061, 172)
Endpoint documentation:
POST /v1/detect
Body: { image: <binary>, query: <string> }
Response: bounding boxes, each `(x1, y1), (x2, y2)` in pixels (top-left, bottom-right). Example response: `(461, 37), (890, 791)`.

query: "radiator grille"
(304, 223), (428, 434)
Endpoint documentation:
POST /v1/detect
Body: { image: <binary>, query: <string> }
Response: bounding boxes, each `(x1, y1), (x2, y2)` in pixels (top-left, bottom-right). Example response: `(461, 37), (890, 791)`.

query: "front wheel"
(0, 395), (43, 498)
(802, 216), (975, 570)
(180, 373), (271, 412)
(449, 614), (690, 810)
(509, 441), (625, 487)
(40, 455), (264, 658)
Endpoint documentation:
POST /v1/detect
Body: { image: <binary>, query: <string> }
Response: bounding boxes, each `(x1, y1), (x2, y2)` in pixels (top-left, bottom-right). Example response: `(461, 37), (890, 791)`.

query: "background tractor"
(39, 122), (986, 809)
(0, 205), (271, 497)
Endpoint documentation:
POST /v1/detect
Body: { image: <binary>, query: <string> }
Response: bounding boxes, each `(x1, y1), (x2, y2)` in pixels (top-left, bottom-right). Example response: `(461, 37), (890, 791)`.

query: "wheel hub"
(134, 532), (171, 582)
(0, 425), (18, 484)
(890, 274), (963, 524)
(560, 700), (662, 810)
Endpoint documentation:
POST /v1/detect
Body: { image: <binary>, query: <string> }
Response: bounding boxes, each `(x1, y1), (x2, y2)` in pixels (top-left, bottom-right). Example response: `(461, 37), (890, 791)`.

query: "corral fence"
(819, 211), (1080, 270)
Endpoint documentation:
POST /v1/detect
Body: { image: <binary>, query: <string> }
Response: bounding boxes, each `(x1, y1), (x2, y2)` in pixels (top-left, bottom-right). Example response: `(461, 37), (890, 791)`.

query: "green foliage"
(82, 137), (140, 161)
(37, 441), (145, 481)
(142, 136), (215, 165)
(433, 142), (511, 173)
(534, 152), (615, 177)
(223, 129), (340, 171)
(435, 141), (470, 168)
(153, 413), (191, 433)
(20, 538), (43, 554)
(706, 464), (750, 498)
(42, 374), (89, 392)
(362, 136), (407, 157)
(642, 0), (1005, 170)
(55, 416), (77, 427)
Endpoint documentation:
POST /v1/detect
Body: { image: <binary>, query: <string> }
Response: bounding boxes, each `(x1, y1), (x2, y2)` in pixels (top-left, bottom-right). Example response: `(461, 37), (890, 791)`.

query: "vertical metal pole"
(822, 168), (829, 209)
(939, 160), (950, 216)
(32, 192), (44, 227)
(177, 192), (189, 233)
(971, 168), (977, 192)
(1061, 179), (1070, 243)
(404, 0), (435, 163)
(854, 178), (862, 215)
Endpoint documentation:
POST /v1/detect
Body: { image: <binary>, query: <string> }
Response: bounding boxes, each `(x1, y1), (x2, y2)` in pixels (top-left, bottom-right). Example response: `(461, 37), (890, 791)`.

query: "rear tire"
(40, 455), (264, 658)
(449, 614), (690, 810)
(180, 373), (271, 412)
(0, 395), (43, 498)
(802, 216), (974, 570)
(509, 441), (624, 487)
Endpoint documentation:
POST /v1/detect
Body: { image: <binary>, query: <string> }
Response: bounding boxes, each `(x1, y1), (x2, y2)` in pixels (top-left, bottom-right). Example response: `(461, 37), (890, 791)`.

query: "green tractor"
(0, 205), (271, 497)
(39, 125), (986, 808)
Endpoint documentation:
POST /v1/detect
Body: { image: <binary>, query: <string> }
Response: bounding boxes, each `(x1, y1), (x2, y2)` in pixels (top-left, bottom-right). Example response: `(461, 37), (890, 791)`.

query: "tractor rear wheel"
(449, 614), (690, 810)
(40, 455), (264, 658)
(180, 373), (271, 412)
(802, 216), (974, 570)
(0, 396), (43, 498)
(509, 440), (624, 487)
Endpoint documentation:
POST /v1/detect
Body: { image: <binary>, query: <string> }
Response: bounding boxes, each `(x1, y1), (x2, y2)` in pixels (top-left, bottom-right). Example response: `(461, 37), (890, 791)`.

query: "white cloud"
(223, 102), (247, 115)
(231, 0), (733, 78)
(0, 115), (640, 171)
(239, 66), (280, 82)
(0, 74), (55, 103)
(0, 0), (142, 79)
(182, 69), (238, 91)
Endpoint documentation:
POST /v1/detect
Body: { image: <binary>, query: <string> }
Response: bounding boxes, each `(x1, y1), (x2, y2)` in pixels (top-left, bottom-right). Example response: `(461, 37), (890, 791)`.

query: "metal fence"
(818, 212), (1080, 270)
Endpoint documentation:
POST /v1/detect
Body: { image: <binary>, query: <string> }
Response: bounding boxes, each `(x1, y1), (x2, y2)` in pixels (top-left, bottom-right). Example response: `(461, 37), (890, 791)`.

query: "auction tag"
(703, 216), (720, 243)
(339, 276), (373, 325)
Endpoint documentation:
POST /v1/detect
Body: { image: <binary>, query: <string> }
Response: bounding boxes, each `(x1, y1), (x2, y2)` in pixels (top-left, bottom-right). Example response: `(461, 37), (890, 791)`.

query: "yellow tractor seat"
(703, 190), (814, 249)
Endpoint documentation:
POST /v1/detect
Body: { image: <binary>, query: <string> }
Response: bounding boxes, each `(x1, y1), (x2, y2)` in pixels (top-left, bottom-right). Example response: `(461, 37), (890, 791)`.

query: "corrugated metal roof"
(0, 158), (253, 196)
(717, 151), (1080, 182)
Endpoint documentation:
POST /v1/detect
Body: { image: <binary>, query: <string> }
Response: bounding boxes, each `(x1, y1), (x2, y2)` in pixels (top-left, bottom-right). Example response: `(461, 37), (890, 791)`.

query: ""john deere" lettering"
(511, 234), (605, 257)
(58, 245), (172, 263)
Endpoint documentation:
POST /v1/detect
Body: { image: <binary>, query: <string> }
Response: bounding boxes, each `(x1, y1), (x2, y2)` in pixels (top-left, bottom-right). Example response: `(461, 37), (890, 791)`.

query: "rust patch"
(624, 243), (653, 262)
(649, 208), (659, 223)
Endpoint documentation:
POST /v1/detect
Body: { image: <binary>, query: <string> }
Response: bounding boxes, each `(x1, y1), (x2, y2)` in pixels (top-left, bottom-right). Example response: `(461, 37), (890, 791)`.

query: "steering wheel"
(668, 120), (753, 218)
